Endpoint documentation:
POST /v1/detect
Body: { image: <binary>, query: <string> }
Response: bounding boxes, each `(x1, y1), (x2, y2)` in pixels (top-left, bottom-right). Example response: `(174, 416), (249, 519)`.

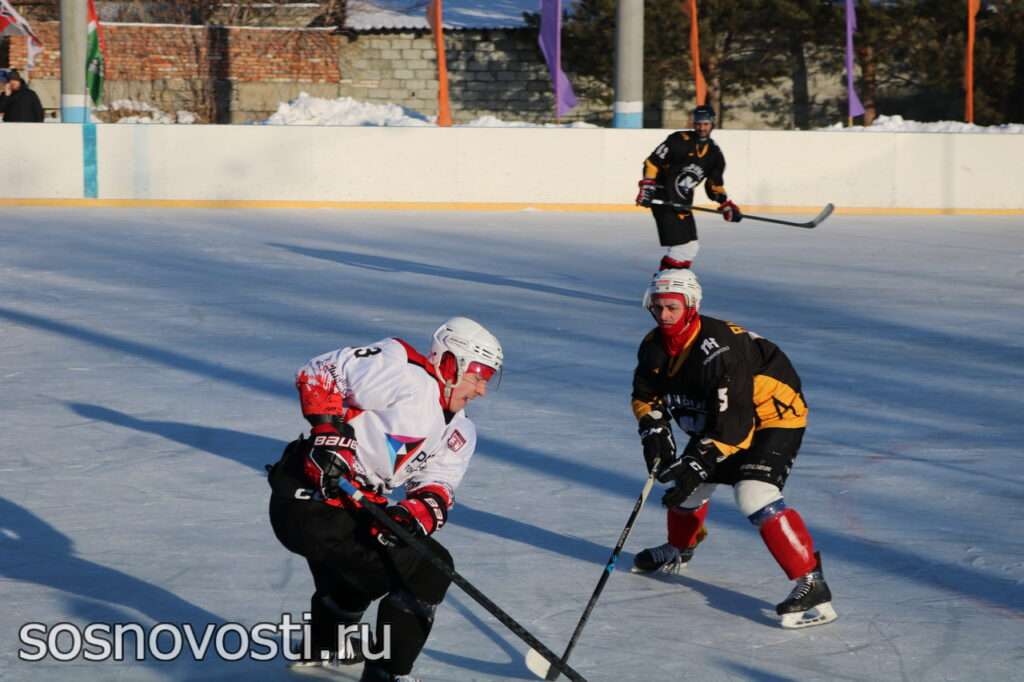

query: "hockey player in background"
(629, 270), (836, 628)
(268, 317), (503, 681)
(634, 105), (743, 270)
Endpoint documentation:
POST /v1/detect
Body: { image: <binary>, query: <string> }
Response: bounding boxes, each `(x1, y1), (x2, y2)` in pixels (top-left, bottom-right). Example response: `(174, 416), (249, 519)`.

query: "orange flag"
(683, 0), (707, 106)
(965, 0), (980, 123)
(426, 0), (452, 127)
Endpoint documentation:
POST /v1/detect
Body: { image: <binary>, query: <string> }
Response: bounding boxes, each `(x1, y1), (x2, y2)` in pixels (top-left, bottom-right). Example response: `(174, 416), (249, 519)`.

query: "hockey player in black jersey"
(634, 105), (743, 270)
(629, 269), (836, 629)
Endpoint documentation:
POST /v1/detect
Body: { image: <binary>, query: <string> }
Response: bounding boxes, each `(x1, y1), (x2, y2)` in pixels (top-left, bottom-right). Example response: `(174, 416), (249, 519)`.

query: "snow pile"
(260, 92), (597, 128)
(92, 99), (197, 125)
(820, 114), (1024, 134)
(263, 93), (433, 127)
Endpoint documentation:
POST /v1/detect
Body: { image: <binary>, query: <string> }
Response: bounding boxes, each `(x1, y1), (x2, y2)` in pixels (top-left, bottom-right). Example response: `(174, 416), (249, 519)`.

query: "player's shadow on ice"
(424, 593), (536, 679)
(639, 569), (778, 628)
(268, 243), (634, 307)
(68, 403), (615, 562)
(69, 402), (282, 472)
(0, 496), (248, 681)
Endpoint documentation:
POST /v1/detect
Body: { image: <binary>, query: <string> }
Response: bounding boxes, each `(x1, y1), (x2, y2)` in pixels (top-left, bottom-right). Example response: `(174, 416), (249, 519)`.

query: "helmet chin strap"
(440, 377), (456, 410)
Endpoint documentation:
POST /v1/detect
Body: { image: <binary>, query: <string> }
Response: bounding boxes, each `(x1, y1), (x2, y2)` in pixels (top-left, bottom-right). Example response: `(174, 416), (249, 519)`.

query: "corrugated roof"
(346, 0), (575, 31)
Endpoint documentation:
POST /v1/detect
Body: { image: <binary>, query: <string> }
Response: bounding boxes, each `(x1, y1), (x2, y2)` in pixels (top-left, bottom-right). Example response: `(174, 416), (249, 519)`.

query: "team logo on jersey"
(673, 164), (705, 198)
(447, 429), (467, 452)
(385, 434), (426, 472)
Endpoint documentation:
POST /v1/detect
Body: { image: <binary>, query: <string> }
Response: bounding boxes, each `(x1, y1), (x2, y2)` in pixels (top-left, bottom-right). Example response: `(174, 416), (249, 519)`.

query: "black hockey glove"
(636, 178), (657, 207)
(660, 438), (720, 508)
(303, 423), (358, 501)
(638, 411), (676, 475)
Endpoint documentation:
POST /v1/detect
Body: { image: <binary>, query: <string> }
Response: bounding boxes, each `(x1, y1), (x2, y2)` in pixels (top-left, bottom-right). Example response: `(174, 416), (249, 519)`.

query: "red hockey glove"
(636, 178), (657, 207)
(720, 199), (743, 223)
(375, 491), (449, 547)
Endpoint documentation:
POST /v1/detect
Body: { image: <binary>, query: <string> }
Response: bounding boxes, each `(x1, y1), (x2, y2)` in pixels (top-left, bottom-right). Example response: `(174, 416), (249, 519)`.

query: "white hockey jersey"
(295, 337), (475, 506)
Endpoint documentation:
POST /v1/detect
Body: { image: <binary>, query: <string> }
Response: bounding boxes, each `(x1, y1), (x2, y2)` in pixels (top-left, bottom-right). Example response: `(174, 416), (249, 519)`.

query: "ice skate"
(288, 638), (364, 678)
(360, 661), (421, 682)
(631, 541), (695, 575)
(288, 656), (362, 680)
(776, 552), (837, 629)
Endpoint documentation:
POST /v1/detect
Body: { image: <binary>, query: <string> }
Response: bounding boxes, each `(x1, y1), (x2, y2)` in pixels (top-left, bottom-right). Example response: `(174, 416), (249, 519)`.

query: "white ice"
(1, 208), (1022, 681)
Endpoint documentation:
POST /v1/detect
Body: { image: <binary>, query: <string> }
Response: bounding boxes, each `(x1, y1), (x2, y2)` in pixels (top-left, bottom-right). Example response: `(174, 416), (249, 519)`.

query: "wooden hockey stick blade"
(648, 200), (834, 229)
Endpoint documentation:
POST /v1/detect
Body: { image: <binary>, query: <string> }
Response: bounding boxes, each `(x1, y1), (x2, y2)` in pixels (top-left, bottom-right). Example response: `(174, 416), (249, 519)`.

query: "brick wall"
(5, 22), (602, 125)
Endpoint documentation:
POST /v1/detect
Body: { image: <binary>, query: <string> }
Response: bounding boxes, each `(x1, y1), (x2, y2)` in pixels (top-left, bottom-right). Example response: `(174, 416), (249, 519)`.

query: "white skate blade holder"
(779, 601), (838, 629)
(288, 659), (362, 680)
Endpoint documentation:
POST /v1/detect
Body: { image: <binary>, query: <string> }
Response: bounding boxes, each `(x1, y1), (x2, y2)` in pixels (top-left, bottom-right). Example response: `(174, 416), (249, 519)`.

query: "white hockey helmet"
(429, 317), (504, 390)
(642, 268), (702, 311)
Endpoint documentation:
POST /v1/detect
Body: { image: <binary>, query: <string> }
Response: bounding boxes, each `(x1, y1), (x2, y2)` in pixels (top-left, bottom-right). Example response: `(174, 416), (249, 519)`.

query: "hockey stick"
(524, 458), (662, 680)
(649, 198), (834, 229)
(337, 479), (588, 682)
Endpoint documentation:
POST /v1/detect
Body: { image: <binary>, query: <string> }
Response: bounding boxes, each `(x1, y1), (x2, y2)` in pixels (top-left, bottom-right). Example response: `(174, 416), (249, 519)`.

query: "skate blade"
(779, 602), (838, 629)
(288, 660), (362, 680)
(630, 560), (690, 576)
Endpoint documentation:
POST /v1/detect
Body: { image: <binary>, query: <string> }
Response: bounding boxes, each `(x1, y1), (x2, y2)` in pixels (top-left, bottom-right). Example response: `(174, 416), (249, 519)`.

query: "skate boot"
(775, 552), (838, 629)
(360, 661), (421, 682)
(288, 597), (366, 674)
(632, 542), (695, 574)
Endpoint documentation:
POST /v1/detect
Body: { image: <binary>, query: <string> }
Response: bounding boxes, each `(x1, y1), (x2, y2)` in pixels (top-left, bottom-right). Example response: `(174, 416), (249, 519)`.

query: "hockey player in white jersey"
(268, 317), (503, 682)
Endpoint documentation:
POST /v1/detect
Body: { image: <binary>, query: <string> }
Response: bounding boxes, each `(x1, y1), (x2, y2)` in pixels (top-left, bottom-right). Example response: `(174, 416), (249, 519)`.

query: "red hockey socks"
(759, 507), (817, 579)
(667, 502), (709, 549)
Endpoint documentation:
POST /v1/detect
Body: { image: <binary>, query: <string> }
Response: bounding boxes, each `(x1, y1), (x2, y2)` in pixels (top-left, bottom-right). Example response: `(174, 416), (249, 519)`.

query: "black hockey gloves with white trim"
(659, 437), (720, 507)
(638, 411), (677, 475)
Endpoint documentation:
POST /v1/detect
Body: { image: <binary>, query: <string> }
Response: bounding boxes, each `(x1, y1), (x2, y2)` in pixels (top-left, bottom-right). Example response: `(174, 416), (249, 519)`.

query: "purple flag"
(538, 0), (577, 117)
(845, 0), (865, 118)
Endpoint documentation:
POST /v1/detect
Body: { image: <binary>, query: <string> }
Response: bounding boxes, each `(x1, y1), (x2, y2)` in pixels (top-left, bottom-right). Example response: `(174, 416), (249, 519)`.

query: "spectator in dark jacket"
(0, 70), (7, 116)
(1, 70), (45, 123)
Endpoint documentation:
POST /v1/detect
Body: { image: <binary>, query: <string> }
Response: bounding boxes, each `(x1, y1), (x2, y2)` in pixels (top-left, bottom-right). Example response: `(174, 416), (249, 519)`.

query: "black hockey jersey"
(643, 131), (729, 205)
(631, 316), (807, 458)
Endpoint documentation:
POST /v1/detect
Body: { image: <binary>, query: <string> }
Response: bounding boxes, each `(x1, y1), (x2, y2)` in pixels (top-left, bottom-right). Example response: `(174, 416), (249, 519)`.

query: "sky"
(1, 206), (1022, 681)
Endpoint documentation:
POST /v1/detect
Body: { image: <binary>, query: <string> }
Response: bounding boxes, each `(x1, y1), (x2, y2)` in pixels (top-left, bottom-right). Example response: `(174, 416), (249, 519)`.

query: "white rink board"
(1, 123), (1023, 210)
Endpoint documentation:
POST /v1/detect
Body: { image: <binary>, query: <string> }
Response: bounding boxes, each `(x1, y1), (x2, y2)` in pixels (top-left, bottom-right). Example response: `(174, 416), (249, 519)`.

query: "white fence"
(2, 123), (1022, 211)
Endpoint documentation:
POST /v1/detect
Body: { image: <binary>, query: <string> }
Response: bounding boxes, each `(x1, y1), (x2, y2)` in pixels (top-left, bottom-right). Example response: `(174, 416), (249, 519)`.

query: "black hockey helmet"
(692, 104), (715, 140)
(693, 104), (716, 124)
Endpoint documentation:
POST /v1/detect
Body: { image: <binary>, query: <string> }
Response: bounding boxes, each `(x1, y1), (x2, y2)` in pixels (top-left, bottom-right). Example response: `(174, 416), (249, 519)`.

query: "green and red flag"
(86, 0), (105, 106)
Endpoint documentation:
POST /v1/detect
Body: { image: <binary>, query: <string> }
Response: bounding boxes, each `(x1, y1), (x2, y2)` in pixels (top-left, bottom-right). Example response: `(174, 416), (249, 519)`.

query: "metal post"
(612, 0), (643, 128)
(59, 0), (88, 123)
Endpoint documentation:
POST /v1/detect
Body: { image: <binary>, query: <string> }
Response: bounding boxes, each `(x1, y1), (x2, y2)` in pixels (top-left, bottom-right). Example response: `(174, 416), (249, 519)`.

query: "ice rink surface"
(1, 207), (1022, 681)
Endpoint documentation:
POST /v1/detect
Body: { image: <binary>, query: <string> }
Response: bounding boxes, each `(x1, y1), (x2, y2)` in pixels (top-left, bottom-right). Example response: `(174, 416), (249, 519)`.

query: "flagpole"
(965, 0), (978, 123)
(59, 0), (88, 123)
(612, 0), (643, 128)
(553, 4), (560, 123)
